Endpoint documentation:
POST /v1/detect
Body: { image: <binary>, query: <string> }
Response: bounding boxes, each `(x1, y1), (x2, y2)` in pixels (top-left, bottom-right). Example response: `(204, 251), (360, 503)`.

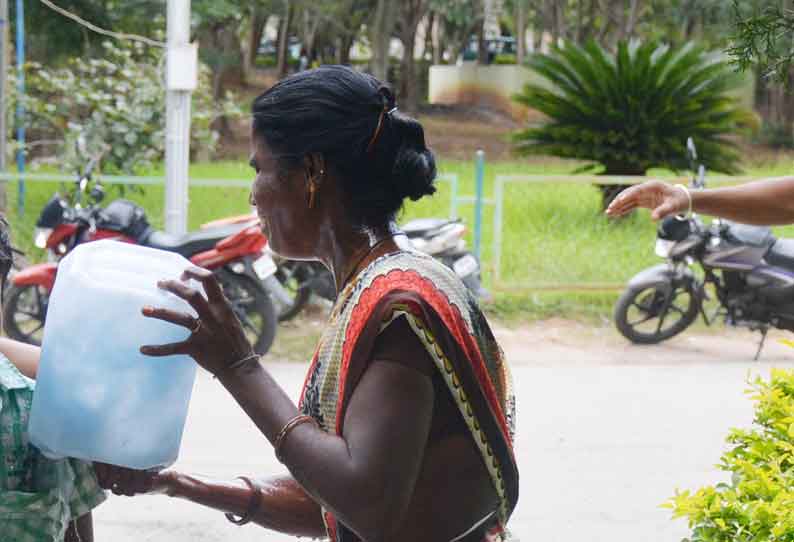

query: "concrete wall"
(428, 63), (548, 119)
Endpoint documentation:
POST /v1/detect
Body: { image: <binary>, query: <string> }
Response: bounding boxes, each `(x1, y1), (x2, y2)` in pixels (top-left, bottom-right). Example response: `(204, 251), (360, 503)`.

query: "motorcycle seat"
(143, 223), (246, 258)
(766, 239), (794, 271)
(401, 218), (458, 238)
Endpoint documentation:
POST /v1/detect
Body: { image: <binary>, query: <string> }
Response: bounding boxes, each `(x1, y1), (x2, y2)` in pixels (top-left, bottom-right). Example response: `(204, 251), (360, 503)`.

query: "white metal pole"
(165, 0), (193, 235)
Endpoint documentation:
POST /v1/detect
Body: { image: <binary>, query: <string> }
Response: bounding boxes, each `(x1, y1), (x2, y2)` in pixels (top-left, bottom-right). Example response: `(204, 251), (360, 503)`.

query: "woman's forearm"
(0, 338), (40, 378)
(165, 473), (325, 538)
(692, 177), (794, 225)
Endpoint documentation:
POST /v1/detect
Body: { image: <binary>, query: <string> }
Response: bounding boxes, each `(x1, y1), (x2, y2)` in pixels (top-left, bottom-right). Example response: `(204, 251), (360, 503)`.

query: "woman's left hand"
(140, 267), (253, 376)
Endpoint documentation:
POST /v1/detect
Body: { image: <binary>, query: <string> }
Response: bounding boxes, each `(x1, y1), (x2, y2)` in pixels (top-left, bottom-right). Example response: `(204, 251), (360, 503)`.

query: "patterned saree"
(298, 250), (518, 541)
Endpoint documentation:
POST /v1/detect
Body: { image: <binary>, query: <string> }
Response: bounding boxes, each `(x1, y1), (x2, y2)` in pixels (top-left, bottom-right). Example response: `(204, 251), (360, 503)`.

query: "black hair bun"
(389, 112), (437, 202)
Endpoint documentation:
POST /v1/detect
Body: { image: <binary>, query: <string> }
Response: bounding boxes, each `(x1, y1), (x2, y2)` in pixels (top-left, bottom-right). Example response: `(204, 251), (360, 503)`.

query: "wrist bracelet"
(674, 184), (693, 220)
(274, 415), (318, 463)
(224, 476), (260, 526)
(213, 352), (259, 380)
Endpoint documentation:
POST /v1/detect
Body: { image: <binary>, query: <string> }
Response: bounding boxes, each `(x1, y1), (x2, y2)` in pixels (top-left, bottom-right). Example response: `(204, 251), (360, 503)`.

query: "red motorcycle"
(6, 156), (278, 354)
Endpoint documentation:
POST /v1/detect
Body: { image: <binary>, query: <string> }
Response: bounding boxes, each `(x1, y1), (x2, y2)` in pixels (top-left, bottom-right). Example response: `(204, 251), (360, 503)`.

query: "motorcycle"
(7, 153), (279, 354)
(614, 138), (794, 359)
(202, 214), (487, 321)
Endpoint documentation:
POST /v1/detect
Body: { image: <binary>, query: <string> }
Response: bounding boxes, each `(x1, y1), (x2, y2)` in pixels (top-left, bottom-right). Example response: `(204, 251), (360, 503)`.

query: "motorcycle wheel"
(3, 284), (49, 346)
(273, 261), (313, 322)
(614, 281), (701, 344)
(215, 270), (277, 355)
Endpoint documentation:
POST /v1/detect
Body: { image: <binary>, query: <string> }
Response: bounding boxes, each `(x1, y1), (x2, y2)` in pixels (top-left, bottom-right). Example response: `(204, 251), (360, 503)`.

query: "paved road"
(93, 334), (794, 542)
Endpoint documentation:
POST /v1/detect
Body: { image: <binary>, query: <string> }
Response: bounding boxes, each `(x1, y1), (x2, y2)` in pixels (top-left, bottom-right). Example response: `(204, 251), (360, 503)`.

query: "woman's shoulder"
(360, 249), (469, 297)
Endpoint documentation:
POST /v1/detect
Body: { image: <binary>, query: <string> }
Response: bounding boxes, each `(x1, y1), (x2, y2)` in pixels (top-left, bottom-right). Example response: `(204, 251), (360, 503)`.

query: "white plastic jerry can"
(29, 240), (200, 470)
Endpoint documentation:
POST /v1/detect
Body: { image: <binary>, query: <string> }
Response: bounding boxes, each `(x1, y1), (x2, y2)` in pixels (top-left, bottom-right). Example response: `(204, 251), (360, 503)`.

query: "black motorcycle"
(614, 138), (794, 359)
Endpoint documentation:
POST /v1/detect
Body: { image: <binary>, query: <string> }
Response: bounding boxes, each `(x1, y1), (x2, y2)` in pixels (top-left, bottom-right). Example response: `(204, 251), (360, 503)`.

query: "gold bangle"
(224, 476), (260, 526)
(274, 415), (317, 463)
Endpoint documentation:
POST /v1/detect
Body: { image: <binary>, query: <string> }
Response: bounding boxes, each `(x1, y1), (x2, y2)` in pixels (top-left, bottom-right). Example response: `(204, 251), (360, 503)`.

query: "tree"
(397, 0), (431, 112)
(512, 40), (755, 208)
(11, 0), (161, 63)
(15, 41), (241, 175)
(242, 3), (272, 82)
(729, 0), (794, 84)
(292, 0), (374, 65)
(370, 0), (397, 81)
(192, 0), (244, 99)
(515, 0), (528, 62)
(275, 0), (294, 77)
(430, 0), (485, 64)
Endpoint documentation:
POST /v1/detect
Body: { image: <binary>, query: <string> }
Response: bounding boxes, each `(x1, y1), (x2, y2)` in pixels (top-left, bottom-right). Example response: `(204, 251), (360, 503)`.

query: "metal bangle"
(213, 352), (259, 380)
(224, 476), (260, 526)
(674, 183), (693, 220)
(274, 415), (318, 463)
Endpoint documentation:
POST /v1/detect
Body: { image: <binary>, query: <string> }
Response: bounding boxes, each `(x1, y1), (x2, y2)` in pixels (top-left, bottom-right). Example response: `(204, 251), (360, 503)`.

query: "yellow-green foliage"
(666, 369), (794, 541)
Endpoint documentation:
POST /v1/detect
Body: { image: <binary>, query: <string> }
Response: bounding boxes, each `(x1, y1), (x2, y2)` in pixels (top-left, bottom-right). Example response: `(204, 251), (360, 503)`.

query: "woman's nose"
(248, 191), (256, 207)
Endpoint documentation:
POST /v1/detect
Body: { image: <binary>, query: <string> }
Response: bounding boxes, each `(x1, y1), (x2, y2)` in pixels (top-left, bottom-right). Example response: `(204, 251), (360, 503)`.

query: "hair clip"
(387, 107), (398, 115)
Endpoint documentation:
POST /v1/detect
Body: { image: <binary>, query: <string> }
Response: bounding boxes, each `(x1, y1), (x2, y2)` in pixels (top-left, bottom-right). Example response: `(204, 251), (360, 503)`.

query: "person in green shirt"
(0, 215), (106, 542)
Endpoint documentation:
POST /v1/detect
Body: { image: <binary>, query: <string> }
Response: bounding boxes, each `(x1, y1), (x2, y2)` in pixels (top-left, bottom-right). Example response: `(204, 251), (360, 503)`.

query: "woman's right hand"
(606, 180), (689, 220)
(93, 463), (176, 497)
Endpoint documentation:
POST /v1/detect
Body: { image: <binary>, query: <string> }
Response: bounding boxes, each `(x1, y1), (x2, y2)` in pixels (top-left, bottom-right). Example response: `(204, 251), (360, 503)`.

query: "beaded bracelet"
(274, 415), (318, 463)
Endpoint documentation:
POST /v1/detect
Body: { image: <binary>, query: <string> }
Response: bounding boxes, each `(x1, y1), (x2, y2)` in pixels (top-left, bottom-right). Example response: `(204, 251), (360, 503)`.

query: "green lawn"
(5, 154), (794, 321)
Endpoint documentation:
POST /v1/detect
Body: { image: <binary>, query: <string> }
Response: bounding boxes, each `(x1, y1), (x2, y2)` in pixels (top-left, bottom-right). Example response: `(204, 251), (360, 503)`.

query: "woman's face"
(249, 132), (319, 259)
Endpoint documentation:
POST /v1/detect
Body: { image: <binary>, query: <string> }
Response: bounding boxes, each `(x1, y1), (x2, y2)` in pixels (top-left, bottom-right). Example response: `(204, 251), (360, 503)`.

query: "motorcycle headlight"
(34, 227), (53, 249)
(655, 238), (676, 258)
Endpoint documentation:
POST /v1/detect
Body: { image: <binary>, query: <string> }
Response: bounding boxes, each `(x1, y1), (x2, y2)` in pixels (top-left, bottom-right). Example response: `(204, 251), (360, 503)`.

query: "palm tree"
(512, 40), (755, 208)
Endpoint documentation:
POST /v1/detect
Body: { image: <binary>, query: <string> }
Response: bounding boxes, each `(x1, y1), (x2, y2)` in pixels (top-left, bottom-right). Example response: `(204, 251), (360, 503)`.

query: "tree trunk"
(243, 9), (268, 83)
(582, 0), (598, 42)
(516, 0), (527, 63)
(625, 0), (641, 39)
(432, 12), (443, 64)
(596, 0), (615, 47)
(555, 0), (567, 42)
(276, 1), (293, 78)
(400, 27), (419, 111)
(477, 15), (488, 64)
(424, 11), (435, 63)
(370, 0), (396, 81)
(339, 34), (354, 64)
(301, 8), (321, 60)
(201, 22), (244, 100)
(533, 0), (545, 51)
(398, 0), (428, 112)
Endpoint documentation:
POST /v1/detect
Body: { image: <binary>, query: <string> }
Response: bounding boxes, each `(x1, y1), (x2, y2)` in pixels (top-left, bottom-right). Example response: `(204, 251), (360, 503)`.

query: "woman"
(95, 66), (518, 542)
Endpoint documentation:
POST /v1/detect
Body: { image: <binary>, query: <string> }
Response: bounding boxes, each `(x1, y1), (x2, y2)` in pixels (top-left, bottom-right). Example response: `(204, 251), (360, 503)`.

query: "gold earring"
(308, 179), (317, 209)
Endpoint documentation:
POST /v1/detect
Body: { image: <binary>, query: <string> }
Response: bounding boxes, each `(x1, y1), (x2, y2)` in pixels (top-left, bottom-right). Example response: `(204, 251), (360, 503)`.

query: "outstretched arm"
(93, 466), (327, 538)
(606, 177), (794, 225)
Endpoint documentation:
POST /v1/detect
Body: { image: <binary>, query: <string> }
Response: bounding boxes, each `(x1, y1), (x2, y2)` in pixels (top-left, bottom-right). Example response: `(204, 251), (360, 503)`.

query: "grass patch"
(484, 291), (619, 325)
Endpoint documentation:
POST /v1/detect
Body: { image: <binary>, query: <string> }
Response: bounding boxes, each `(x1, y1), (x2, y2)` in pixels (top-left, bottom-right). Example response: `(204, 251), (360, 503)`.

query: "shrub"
(12, 40), (242, 175)
(665, 369), (794, 541)
(512, 40), (755, 208)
